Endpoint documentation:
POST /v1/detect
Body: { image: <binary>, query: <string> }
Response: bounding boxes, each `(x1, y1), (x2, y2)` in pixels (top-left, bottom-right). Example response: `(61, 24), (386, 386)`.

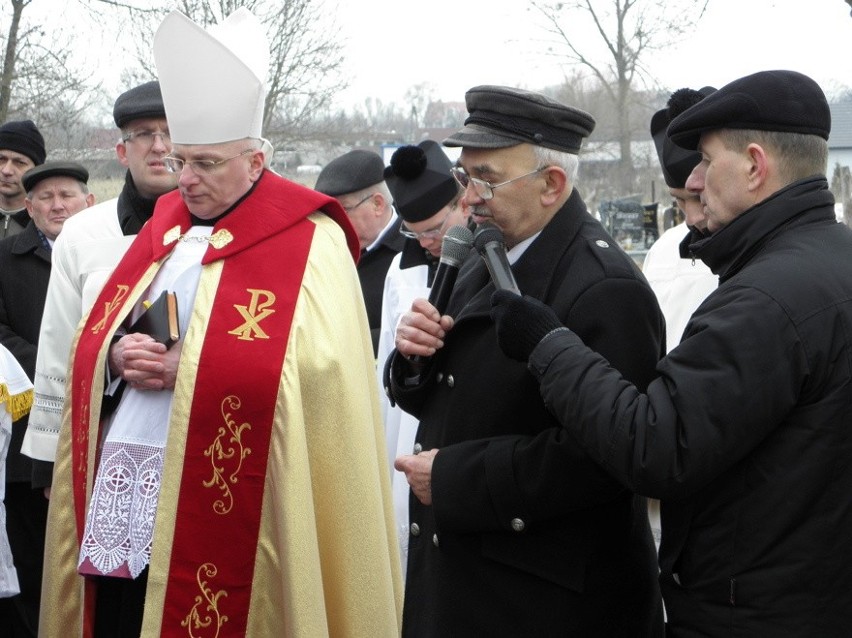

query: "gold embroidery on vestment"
(166, 227), (234, 249)
(206, 229), (233, 249)
(227, 288), (276, 341)
(90, 285), (129, 334)
(180, 563), (228, 638)
(202, 395), (252, 515)
(164, 225), (181, 245)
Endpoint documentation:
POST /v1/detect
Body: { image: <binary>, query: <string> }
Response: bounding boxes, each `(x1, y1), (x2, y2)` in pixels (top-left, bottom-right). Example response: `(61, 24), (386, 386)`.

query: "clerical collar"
(189, 172), (263, 227)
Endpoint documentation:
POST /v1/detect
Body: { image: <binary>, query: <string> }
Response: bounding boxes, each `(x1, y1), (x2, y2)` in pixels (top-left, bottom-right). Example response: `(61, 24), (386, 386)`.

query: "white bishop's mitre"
(153, 8), (270, 145)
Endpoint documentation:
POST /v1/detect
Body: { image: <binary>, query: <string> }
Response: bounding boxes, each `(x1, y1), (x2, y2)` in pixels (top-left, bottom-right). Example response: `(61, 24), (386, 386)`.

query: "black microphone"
(404, 224), (473, 378)
(473, 222), (521, 295)
(427, 224), (474, 313)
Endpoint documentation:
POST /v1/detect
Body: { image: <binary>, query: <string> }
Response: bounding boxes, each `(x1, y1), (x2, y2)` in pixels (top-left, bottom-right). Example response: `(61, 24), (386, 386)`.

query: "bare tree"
(89, 0), (347, 148)
(0, 0), (102, 137)
(530, 0), (708, 193)
(0, 0), (28, 122)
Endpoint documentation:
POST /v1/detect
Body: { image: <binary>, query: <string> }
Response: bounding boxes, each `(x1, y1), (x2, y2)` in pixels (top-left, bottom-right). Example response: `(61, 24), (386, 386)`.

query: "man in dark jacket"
(388, 85), (665, 637)
(0, 121), (46, 239)
(0, 161), (93, 637)
(491, 70), (852, 637)
(314, 150), (405, 355)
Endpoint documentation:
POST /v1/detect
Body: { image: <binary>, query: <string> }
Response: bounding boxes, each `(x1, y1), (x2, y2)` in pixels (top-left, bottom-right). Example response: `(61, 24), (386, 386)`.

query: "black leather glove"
(490, 290), (565, 361)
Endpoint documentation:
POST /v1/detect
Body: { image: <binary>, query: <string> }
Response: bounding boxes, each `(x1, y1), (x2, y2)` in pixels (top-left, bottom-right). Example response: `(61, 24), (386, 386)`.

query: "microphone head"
(473, 221), (505, 255)
(440, 224), (474, 266)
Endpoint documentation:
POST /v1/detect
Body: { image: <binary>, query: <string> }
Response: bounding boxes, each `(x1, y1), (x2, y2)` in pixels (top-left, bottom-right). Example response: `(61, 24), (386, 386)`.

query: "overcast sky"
(16, 0), (852, 114)
(336, 0), (852, 106)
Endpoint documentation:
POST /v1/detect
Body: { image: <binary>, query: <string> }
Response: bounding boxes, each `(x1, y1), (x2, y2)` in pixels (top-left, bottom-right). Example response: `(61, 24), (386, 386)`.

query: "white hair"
(532, 146), (580, 182)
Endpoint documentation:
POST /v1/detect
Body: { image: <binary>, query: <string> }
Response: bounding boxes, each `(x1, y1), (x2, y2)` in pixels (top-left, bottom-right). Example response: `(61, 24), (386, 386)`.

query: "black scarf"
(117, 171), (159, 236)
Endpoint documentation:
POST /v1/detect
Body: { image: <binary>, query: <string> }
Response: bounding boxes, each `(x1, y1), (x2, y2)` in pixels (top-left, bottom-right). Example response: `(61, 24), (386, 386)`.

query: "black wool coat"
(0, 221), (51, 482)
(388, 190), (666, 637)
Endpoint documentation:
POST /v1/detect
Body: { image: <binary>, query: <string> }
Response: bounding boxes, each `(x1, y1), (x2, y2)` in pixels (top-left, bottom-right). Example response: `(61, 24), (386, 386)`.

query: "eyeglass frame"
(399, 208), (453, 241)
(450, 166), (547, 200)
(342, 193), (374, 213)
(121, 129), (171, 145)
(163, 148), (255, 175)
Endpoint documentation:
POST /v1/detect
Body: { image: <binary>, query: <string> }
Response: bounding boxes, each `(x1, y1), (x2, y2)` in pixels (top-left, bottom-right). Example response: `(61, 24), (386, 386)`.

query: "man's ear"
(115, 141), (130, 168)
(746, 143), (770, 192)
(24, 198), (34, 219)
(248, 149), (265, 181)
(370, 192), (387, 216)
(540, 166), (568, 207)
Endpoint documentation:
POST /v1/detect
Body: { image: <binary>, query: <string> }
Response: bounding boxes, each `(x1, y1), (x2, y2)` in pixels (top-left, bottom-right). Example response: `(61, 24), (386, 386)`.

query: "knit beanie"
(0, 120), (46, 165)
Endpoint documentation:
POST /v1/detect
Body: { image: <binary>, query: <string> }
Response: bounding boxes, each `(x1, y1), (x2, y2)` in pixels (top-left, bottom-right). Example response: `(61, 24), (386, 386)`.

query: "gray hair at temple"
(532, 146), (580, 183)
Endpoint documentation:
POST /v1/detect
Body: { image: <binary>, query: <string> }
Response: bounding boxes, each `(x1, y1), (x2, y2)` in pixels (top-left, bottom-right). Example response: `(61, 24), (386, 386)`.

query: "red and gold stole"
(70, 172), (357, 636)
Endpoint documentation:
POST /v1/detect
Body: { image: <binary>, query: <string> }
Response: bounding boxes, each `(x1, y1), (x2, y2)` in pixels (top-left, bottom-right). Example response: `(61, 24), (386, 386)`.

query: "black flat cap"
(314, 150), (385, 197)
(113, 81), (166, 129)
(384, 140), (458, 223)
(444, 85), (595, 153)
(669, 70), (830, 150)
(651, 86), (715, 188)
(0, 120), (46, 165)
(22, 161), (89, 193)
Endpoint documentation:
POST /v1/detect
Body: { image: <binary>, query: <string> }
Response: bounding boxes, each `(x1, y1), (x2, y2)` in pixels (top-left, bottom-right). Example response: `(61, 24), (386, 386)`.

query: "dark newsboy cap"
(669, 70), (830, 150)
(22, 161), (89, 193)
(384, 140), (458, 223)
(444, 85), (595, 153)
(314, 150), (385, 197)
(0, 120), (46, 166)
(651, 86), (715, 188)
(113, 81), (166, 129)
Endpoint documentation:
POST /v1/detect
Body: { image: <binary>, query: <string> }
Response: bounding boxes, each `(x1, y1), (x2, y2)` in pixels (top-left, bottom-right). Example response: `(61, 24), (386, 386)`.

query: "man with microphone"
(386, 85), (666, 636)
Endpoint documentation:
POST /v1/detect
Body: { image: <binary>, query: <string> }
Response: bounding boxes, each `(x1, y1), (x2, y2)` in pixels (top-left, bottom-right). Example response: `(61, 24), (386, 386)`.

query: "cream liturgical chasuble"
(40, 172), (403, 637)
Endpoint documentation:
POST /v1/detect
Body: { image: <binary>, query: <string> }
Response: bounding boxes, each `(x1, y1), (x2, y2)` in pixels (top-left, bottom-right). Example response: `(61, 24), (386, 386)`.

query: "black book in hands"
(128, 290), (180, 348)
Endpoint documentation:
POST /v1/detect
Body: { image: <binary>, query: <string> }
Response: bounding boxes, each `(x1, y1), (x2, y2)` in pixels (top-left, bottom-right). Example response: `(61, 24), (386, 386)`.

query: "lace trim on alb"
(78, 441), (164, 578)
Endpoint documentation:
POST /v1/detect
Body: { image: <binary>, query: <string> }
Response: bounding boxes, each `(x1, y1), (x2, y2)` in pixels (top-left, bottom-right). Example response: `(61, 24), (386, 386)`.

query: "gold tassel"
(1, 386), (33, 422)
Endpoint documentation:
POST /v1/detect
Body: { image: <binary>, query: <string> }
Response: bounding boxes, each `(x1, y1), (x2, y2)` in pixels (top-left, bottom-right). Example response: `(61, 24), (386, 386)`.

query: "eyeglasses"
(451, 166), (547, 200)
(343, 193), (374, 213)
(399, 209), (452, 240)
(122, 130), (171, 145)
(163, 149), (254, 175)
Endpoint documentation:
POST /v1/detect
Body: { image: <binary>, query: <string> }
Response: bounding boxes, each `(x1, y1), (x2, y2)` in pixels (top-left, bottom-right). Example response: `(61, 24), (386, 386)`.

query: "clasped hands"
(108, 333), (181, 391)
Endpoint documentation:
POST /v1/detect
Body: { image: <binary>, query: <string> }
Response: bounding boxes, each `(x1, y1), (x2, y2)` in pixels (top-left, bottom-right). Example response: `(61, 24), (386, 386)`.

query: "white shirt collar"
(365, 211), (398, 253)
(506, 231), (541, 265)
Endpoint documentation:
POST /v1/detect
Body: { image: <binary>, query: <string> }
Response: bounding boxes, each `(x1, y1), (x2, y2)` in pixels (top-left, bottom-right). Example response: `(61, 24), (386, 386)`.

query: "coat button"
(511, 518), (525, 532)
(433, 533), (439, 547)
(446, 375), (455, 388)
(410, 523), (421, 537)
(436, 372), (444, 383)
(413, 443), (423, 454)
